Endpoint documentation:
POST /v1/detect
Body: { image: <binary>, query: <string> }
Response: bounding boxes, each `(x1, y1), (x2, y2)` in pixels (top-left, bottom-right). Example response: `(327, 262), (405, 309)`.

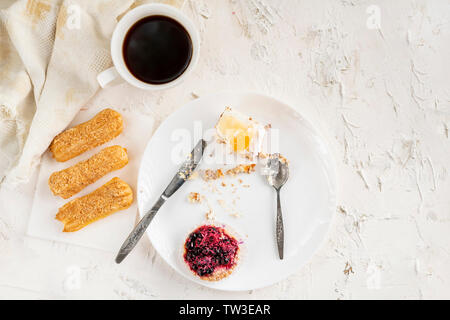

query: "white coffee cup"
(97, 3), (200, 90)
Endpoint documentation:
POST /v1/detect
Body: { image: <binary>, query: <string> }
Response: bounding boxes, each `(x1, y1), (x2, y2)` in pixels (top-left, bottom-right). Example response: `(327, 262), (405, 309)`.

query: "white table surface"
(1, 0), (449, 299)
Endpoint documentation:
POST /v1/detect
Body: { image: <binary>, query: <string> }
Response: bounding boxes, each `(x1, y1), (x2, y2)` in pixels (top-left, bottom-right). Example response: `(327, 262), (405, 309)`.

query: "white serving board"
(27, 107), (155, 252)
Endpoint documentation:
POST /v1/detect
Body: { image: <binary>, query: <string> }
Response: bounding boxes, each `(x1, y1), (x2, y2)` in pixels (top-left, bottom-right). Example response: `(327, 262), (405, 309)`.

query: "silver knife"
(115, 139), (207, 264)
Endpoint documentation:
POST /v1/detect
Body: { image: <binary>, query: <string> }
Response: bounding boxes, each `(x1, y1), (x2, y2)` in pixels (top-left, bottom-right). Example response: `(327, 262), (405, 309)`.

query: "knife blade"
(115, 139), (207, 264)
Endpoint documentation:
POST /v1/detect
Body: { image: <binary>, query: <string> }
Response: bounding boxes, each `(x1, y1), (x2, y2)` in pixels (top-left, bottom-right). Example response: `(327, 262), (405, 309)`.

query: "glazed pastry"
(48, 146), (128, 199)
(56, 177), (133, 232)
(183, 225), (240, 281)
(49, 108), (123, 162)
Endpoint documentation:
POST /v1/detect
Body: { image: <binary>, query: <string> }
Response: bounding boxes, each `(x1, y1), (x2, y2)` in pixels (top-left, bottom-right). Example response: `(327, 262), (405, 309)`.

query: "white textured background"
(0, 0), (449, 299)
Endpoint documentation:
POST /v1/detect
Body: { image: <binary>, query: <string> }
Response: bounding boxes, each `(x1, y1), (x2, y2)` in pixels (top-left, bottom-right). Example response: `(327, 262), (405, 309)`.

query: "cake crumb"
(257, 152), (268, 159)
(244, 153), (253, 161)
(202, 169), (224, 181)
(279, 154), (289, 165)
(230, 211), (241, 218)
(205, 208), (215, 220)
(191, 92), (199, 99)
(199, 164), (256, 182)
(225, 164), (256, 176)
(187, 192), (202, 203)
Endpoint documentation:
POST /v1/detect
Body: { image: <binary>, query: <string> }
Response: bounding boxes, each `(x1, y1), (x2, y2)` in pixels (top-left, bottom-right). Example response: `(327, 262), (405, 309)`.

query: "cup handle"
(97, 66), (120, 88)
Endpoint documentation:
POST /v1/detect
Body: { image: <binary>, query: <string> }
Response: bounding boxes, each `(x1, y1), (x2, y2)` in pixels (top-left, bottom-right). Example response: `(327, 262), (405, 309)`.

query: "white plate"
(137, 92), (336, 291)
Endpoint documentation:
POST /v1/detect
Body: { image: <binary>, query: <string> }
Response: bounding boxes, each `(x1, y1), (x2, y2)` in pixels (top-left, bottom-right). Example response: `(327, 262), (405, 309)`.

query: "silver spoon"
(265, 154), (289, 259)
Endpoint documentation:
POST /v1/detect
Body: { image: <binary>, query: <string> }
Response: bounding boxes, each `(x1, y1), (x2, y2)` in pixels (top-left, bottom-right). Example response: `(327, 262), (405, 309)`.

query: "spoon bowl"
(266, 155), (289, 190)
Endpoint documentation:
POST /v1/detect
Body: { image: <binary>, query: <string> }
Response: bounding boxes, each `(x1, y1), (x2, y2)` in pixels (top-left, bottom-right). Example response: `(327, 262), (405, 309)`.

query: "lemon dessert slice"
(215, 107), (266, 158)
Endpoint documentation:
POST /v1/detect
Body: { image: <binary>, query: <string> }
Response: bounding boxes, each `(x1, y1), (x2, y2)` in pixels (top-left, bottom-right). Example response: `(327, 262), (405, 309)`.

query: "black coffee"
(123, 15), (193, 84)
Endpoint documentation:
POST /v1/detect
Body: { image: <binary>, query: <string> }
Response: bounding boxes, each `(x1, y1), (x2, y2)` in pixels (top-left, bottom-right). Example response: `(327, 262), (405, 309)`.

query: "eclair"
(49, 108), (123, 162)
(48, 146), (128, 199)
(56, 177), (133, 232)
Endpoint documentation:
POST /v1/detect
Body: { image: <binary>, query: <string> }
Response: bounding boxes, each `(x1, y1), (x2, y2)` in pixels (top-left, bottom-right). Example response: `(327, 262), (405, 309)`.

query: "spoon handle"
(276, 189), (284, 259)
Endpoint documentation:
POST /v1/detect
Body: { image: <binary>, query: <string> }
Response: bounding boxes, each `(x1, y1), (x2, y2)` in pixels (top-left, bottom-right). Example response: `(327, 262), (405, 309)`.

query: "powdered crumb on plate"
(201, 169), (224, 181)
(199, 164), (256, 182)
(205, 208), (215, 220)
(230, 211), (241, 218)
(188, 192), (202, 203)
(225, 164), (256, 176)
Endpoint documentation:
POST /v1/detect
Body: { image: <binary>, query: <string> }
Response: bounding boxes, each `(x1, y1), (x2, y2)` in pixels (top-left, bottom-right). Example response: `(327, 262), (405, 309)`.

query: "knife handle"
(115, 196), (166, 264)
(276, 189), (284, 260)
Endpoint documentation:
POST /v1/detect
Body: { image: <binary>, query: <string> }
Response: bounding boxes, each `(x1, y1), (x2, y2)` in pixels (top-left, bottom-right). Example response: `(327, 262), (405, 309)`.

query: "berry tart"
(183, 225), (240, 281)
